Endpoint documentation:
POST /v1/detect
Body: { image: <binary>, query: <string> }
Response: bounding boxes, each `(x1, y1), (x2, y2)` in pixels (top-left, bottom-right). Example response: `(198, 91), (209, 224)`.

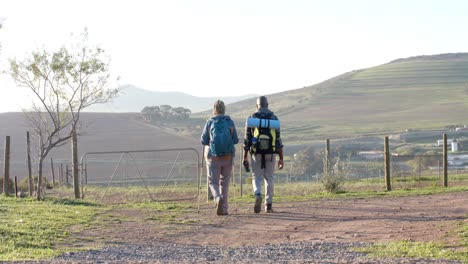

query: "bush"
(321, 156), (347, 193)
(0, 177), (14, 194)
(18, 176), (52, 193)
(321, 173), (345, 193)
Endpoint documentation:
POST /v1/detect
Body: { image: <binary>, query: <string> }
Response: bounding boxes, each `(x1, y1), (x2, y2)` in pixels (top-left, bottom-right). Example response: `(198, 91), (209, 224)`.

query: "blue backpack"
(209, 118), (234, 156)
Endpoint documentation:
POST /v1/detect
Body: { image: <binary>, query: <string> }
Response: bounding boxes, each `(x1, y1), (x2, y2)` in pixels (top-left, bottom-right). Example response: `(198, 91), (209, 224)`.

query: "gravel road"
(44, 241), (460, 264)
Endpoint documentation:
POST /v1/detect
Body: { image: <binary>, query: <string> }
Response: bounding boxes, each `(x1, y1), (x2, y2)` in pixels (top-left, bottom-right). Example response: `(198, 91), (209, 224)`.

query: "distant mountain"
(87, 85), (257, 113)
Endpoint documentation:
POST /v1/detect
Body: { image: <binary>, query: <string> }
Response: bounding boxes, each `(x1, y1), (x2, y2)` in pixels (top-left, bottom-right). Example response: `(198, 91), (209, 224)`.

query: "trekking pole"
(232, 153), (237, 215)
(198, 146), (204, 213)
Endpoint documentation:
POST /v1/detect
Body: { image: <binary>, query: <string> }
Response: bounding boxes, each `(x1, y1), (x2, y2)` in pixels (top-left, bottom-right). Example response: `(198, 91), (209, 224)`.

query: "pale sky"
(1, 0), (467, 112)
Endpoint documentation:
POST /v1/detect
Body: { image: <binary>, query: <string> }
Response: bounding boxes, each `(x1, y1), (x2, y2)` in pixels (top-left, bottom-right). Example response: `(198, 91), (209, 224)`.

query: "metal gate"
(80, 148), (201, 203)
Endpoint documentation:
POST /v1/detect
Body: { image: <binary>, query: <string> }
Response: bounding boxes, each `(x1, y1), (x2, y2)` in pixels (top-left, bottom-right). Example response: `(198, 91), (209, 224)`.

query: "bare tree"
(8, 29), (120, 199)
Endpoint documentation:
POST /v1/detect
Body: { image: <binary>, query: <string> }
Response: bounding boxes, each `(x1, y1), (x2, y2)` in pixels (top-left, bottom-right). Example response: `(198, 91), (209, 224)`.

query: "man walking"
(243, 96), (284, 213)
(201, 100), (239, 215)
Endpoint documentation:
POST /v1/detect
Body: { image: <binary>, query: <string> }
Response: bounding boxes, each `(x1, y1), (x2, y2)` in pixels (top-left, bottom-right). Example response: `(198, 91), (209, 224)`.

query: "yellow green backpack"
(251, 112), (277, 155)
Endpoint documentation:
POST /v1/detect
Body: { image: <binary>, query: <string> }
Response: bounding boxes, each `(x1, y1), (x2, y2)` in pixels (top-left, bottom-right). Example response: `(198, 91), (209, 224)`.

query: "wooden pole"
(3, 136), (10, 196)
(26, 132), (33, 196)
(72, 129), (80, 198)
(384, 136), (391, 191)
(325, 139), (330, 177)
(50, 158), (55, 189)
(66, 164), (69, 185)
(239, 148), (243, 197)
(60, 163), (63, 186)
(443, 133), (448, 187)
(14, 176), (18, 198)
(85, 164), (88, 185)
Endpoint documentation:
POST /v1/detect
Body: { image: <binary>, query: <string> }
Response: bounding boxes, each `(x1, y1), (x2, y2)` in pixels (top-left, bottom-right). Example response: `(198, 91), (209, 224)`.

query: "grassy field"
(0, 197), (100, 260)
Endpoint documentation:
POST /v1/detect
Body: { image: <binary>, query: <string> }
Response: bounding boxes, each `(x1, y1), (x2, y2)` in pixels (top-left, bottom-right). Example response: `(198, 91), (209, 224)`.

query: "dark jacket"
(243, 107), (283, 152)
(201, 115), (239, 157)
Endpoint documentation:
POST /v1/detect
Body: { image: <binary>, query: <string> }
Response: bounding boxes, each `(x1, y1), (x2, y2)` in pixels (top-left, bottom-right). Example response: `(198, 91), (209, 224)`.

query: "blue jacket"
(201, 115), (239, 157)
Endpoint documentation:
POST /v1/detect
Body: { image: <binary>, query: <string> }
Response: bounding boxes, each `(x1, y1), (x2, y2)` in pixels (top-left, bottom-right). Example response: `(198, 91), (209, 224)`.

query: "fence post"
(3, 136), (11, 196)
(72, 129), (80, 198)
(66, 164), (69, 185)
(325, 139), (330, 177)
(14, 176), (18, 198)
(26, 132), (33, 196)
(384, 136), (391, 191)
(85, 164), (88, 185)
(50, 158), (55, 188)
(443, 133), (448, 187)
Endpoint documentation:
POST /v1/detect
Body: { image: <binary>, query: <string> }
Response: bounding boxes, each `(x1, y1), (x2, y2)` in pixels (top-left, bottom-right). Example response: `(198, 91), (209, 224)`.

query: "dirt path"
(75, 192), (467, 250)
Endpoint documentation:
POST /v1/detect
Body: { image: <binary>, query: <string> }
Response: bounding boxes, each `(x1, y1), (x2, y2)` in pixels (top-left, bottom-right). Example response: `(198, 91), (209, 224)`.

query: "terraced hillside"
(211, 53), (468, 143)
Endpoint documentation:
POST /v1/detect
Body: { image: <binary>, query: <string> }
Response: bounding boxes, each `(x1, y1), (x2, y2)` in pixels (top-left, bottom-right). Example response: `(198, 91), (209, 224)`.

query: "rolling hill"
(209, 53), (468, 142)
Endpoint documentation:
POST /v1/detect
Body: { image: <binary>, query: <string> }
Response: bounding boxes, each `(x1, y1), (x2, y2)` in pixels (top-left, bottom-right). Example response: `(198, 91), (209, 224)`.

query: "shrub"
(18, 176), (52, 193)
(321, 156), (347, 193)
(0, 177), (14, 195)
(321, 172), (345, 193)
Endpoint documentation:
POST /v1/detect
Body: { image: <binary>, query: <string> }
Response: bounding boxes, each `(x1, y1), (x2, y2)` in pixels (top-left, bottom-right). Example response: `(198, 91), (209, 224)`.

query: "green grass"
(0, 196), (100, 261)
(231, 181), (468, 203)
(83, 185), (199, 204)
(122, 200), (193, 211)
(354, 239), (467, 262)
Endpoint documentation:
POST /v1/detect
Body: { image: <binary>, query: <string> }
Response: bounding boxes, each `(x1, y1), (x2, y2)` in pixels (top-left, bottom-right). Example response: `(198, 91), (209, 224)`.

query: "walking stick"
(198, 146), (204, 213)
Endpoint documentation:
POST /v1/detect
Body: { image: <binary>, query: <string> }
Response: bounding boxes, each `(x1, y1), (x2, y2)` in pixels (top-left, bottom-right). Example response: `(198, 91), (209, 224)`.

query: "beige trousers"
(251, 153), (276, 204)
(206, 156), (233, 214)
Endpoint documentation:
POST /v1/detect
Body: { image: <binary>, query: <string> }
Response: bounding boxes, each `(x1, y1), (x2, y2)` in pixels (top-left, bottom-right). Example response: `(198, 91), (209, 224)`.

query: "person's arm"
(277, 147), (284, 170)
(273, 114), (284, 169)
(200, 119), (211, 146)
(243, 117), (252, 163)
(230, 120), (239, 145)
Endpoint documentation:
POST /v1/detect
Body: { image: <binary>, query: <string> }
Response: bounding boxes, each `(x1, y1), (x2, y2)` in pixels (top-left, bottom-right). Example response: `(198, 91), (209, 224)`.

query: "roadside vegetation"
(354, 238), (467, 262)
(0, 196), (99, 260)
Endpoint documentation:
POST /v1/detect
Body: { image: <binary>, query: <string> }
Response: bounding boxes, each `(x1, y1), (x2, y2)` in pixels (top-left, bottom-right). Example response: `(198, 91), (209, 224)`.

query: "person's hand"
(278, 159), (284, 170)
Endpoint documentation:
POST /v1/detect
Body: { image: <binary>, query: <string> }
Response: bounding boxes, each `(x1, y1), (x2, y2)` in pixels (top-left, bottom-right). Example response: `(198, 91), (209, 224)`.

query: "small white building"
(452, 139), (458, 152)
(437, 139), (454, 147)
(358, 151), (383, 160)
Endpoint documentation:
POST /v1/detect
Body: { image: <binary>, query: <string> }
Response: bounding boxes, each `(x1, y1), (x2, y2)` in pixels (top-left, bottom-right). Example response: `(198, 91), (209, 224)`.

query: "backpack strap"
(261, 153), (266, 169)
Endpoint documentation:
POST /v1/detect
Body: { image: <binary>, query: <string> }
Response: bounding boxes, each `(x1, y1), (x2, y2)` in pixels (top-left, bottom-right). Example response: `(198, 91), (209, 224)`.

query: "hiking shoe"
(265, 203), (273, 213)
(216, 197), (224, 216)
(254, 196), (262, 213)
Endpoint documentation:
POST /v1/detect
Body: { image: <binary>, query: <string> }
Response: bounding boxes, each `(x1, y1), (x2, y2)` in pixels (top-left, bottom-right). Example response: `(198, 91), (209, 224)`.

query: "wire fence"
(2, 134), (468, 201)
